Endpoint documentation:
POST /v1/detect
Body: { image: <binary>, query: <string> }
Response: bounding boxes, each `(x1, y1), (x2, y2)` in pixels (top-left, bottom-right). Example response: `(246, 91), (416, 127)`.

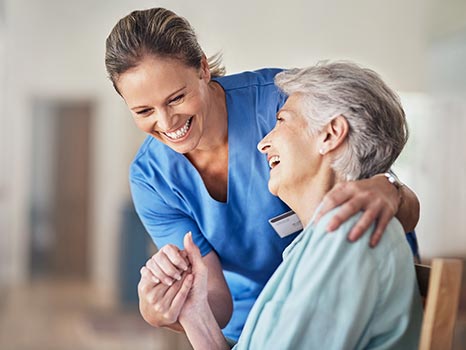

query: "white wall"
(2, 0), (465, 298)
(0, 0), (8, 285)
(2, 0), (147, 299)
(396, 94), (466, 258)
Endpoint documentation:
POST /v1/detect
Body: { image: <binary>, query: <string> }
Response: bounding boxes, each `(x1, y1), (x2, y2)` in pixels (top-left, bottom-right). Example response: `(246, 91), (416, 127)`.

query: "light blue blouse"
(234, 206), (423, 349)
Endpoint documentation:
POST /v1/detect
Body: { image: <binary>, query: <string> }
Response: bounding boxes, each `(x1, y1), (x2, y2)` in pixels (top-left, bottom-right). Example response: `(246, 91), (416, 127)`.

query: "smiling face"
(116, 55), (212, 154)
(258, 93), (322, 198)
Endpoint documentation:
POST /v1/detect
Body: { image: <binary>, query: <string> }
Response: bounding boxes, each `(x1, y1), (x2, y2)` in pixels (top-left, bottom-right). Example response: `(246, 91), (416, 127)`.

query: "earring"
(319, 148), (325, 155)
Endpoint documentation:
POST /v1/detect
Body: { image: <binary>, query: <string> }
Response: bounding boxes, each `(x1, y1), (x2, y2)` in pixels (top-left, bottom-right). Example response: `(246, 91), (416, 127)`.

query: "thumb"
(183, 232), (202, 265)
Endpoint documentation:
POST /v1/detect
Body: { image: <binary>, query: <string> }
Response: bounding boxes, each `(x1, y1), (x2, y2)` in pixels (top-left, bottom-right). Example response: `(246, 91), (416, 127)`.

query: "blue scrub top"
(130, 69), (297, 339)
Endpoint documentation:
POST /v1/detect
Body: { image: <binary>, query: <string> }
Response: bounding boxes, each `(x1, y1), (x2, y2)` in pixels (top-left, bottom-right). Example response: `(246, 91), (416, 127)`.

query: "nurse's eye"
(168, 94), (185, 105)
(135, 108), (153, 117)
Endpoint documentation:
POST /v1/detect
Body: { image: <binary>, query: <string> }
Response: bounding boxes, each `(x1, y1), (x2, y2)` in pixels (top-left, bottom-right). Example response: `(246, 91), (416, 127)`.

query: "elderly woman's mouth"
(268, 156), (280, 169)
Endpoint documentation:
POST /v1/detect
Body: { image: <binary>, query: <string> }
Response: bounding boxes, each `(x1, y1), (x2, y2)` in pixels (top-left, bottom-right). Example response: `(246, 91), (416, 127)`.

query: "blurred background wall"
(0, 0), (465, 349)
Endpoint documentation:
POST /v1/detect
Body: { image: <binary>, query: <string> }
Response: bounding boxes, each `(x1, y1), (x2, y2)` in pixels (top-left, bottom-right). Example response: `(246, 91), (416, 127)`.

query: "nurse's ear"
(318, 115), (349, 155)
(199, 55), (211, 82)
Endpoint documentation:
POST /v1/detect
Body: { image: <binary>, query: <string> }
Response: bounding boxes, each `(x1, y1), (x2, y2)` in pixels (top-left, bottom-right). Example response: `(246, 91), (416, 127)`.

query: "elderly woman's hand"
(179, 232), (209, 322)
(314, 174), (401, 247)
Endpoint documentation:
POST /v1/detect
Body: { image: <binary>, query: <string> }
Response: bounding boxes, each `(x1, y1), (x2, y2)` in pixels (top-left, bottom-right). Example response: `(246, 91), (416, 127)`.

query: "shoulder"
(309, 207), (410, 265)
(213, 68), (284, 91)
(129, 135), (178, 184)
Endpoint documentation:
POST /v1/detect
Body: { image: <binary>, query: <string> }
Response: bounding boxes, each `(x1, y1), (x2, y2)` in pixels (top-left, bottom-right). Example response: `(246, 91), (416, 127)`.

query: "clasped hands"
(138, 232), (207, 331)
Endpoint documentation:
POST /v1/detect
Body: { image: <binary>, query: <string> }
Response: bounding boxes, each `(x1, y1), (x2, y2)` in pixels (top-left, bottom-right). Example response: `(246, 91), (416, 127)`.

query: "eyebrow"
(277, 109), (295, 118)
(130, 86), (187, 111)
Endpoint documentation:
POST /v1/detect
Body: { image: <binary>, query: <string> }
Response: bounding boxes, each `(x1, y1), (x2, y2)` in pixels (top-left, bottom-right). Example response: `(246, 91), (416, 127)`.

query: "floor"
(0, 279), (192, 350)
(0, 276), (465, 350)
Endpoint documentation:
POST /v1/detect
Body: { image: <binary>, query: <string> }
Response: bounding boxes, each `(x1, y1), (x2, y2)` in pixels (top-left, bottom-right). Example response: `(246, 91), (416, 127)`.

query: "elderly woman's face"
(258, 93), (322, 198)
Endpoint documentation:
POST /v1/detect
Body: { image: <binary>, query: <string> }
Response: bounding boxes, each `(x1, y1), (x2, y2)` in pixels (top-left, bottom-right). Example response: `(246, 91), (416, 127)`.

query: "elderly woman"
(173, 61), (423, 349)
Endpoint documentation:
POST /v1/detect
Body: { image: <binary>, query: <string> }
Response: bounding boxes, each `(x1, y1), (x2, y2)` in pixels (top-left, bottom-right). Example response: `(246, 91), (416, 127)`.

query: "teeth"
(164, 117), (192, 140)
(268, 156), (280, 169)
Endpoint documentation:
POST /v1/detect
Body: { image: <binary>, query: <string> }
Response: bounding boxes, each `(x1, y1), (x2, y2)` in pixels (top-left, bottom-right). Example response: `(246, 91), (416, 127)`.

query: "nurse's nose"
(153, 108), (173, 131)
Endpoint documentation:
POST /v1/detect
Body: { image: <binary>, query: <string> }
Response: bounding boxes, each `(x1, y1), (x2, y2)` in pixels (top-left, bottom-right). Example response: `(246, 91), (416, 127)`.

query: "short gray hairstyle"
(275, 61), (408, 181)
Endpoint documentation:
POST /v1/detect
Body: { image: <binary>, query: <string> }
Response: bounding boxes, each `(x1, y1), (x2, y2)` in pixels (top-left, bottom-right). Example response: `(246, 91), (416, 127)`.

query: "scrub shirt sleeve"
(130, 178), (213, 256)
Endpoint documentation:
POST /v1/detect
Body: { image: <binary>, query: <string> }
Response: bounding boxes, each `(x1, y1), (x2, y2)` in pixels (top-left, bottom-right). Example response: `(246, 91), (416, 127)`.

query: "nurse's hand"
(138, 264), (191, 331)
(315, 174), (401, 247)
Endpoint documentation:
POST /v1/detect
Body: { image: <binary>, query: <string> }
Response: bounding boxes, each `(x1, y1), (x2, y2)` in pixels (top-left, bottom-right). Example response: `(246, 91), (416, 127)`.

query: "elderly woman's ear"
(319, 115), (349, 155)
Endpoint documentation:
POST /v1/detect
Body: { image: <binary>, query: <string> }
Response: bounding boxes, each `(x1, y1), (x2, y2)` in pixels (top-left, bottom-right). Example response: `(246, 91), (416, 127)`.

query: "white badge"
(269, 210), (303, 238)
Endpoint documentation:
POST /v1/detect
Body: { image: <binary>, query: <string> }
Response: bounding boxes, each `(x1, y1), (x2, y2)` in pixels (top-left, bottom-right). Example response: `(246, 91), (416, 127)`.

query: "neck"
(193, 81), (228, 153)
(280, 166), (341, 228)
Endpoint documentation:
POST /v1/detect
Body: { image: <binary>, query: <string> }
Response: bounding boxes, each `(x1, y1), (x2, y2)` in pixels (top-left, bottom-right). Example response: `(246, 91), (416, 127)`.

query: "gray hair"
(275, 61), (408, 181)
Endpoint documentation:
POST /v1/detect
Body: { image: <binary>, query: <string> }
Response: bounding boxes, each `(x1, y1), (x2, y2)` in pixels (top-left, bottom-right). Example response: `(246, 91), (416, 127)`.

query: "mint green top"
(234, 206), (423, 349)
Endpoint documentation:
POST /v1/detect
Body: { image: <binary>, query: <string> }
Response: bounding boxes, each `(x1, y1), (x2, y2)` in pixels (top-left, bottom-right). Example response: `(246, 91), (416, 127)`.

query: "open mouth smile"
(163, 117), (193, 140)
(268, 155), (280, 169)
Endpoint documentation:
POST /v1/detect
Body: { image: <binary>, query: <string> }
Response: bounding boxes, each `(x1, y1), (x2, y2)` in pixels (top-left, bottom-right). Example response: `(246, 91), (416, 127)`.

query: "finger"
(161, 272), (188, 301)
(139, 276), (170, 303)
(325, 198), (363, 232)
(171, 274), (193, 313)
(180, 249), (189, 260)
(138, 269), (156, 294)
(346, 209), (378, 241)
(146, 258), (175, 286)
(150, 273), (189, 319)
(162, 245), (189, 271)
(370, 211), (393, 248)
(183, 232), (202, 267)
(154, 252), (184, 281)
(315, 183), (354, 223)
(140, 266), (160, 284)
(158, 274), (193, 324)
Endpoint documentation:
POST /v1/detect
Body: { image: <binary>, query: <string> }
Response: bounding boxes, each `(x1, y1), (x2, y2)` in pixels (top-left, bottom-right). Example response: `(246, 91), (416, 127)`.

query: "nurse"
(105, 7), (420, 340)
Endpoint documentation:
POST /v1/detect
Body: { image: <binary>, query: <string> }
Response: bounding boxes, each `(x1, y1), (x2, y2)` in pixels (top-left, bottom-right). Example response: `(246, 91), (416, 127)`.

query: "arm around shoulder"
(396, 184), (420, 233)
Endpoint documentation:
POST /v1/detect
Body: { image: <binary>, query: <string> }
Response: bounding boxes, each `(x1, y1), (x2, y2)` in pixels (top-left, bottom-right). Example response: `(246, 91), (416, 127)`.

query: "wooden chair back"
(415, 258), (463, 350)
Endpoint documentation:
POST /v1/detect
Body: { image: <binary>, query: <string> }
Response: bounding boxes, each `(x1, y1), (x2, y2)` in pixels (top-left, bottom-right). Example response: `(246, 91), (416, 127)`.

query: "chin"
(268, 182), (279, 197)
(168, 136), (200, 154)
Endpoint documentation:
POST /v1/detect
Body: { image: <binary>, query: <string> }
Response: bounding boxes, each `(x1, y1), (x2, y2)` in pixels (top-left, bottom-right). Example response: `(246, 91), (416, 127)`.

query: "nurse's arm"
(315, 174), (420, 246)
(202, 250), (234, 328)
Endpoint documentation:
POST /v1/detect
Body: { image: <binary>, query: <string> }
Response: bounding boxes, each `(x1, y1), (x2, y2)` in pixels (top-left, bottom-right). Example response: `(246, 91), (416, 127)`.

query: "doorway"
(29, 99), (93, 280)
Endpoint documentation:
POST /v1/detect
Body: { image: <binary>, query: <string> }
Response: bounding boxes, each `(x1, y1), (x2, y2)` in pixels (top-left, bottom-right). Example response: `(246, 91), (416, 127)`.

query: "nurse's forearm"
(204, 251), (234, 328)
(208, 287), (233, 328)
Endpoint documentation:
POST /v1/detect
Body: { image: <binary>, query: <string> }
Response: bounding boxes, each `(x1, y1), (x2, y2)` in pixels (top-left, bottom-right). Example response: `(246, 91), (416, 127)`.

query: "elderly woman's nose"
(257, 136), (271, 153)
